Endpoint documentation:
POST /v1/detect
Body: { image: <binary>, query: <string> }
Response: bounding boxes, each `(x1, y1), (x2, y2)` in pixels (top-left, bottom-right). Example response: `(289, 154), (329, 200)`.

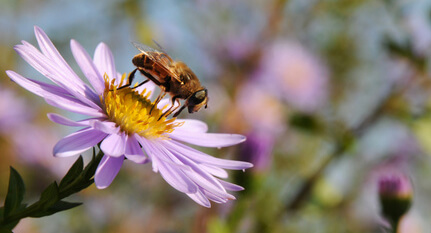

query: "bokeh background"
(1, 0), (431, 232)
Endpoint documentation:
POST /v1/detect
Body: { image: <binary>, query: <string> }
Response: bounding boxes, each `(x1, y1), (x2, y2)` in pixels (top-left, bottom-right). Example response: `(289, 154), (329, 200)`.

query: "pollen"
(101, 74), (182, 139)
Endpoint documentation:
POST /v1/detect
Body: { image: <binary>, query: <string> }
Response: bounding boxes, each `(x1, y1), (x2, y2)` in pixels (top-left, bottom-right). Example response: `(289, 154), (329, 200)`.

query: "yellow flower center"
(101, 74), (183, 139)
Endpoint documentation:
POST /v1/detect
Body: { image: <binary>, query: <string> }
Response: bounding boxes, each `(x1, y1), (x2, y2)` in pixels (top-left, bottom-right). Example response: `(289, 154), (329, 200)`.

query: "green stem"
(392, 222), (399, 233)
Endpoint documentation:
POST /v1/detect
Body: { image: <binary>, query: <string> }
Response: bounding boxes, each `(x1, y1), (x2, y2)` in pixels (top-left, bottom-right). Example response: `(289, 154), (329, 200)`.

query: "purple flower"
(255, 41), (328, 112)
(6, 26), (253, 207)
(236, 80), (286, 135)
(0, 85), (32, 132)
(378, 173), (413, 226)
(378, 173), (413, 199)
(406, 7), (431, 55)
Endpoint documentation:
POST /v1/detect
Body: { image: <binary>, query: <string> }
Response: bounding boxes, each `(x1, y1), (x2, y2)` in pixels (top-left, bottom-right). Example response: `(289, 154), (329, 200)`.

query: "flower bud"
(378, 174), (413, 227)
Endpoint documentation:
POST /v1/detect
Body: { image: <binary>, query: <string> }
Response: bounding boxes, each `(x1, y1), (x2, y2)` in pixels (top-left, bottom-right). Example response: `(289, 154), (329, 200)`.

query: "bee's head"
(186, 89), (208, 113)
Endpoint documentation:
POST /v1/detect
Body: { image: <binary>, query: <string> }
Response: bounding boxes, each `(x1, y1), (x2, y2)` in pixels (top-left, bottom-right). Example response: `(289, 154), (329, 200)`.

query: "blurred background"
(1, 0), (431, 232)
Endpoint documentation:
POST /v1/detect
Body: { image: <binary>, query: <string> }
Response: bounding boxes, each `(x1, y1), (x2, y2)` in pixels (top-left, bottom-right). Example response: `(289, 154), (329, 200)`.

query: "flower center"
(101, 74), (182, 139)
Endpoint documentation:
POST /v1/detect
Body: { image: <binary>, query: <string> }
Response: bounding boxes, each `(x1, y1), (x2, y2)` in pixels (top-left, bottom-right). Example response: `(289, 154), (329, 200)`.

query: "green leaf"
(29, 201), (82, 218)
(48, 201), (82, 213)
(0, 212), (20, 231)
(0, 207), (16, 230)
(59, 156), (84, 190)
(3, 167), (25, 219)
(38, 182), (59, 208)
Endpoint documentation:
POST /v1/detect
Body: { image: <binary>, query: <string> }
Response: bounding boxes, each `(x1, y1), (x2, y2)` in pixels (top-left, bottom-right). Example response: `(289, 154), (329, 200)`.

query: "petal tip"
(34, 25), (43, 34)
(70, 39), (79, 48)
(96, 42), (108, 49)
(5, 70), (14, 77)
(95, 183), (109, 189)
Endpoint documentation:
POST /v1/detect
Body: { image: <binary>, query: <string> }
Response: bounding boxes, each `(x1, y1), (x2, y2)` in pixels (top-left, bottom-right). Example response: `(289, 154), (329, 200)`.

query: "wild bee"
(123, 42), (208, 117)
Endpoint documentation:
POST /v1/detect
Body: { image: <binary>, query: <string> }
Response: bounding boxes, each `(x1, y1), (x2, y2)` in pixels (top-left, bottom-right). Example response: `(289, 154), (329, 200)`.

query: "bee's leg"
(139, 70), (163, 86)
(117, 68), (138, 90)
(160, 96), (181, 119)
(131, 79), (149, 89)
(173, 105), (187, 118)
(149, 91), (167, 115)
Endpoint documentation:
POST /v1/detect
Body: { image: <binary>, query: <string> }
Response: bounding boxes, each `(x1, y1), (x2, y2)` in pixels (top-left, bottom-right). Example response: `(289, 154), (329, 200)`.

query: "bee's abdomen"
(132, 54), (153, 69)
(133, 54), (169, 78)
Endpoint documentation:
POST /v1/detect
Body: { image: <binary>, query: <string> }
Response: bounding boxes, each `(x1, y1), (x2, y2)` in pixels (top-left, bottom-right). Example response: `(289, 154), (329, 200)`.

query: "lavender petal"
(162, 141), (235, 200)
(44, 95), (106, 118)
(124, 135), (148, 164)
(173, 119), (208, 133)
(169, 131), (246, 148)
(200, 164), (228, 178)
(54, 127), (107, 157)
(34, 26), (88, 92)
(136, 137), (159, 173)
(143, 139), (198, 194)
(47, 113), (92, 127)
(15, 42), (100, 108)
(6, 70), (69, 99)
(94, 155), (124, 189)
(8, 70), (103, 117)
(70, 40), (105, 95)
(91, 121), (119, 134)
(165, 140), (253, 170)
(100, 132), (127, 157)
(187, 191), (211, 208)
(93, 43), (117, 86)
(218, 180), (245, 191)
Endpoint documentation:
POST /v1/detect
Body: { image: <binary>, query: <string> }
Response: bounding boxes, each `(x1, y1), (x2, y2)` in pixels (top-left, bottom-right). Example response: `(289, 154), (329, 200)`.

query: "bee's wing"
(132, 42), (183, 84)
(132, 41), (159, 54)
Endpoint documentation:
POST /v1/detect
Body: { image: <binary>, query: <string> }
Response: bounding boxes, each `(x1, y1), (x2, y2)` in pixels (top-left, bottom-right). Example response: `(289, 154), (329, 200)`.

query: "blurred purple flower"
(239, 131), (274, 172)
(0, 84), (74, 176)
(236, 80), (285, 135)
(255, 41), (328, 112)
(11, 124), (76, 177)
(6, 26), (253, 207)
(0, 85), (32, 132)
(221, 32), (256, 61)
(406, 9), (431, 55)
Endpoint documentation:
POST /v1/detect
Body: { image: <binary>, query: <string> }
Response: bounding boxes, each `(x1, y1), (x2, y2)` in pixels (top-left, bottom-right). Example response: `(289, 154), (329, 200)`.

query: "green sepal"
(380, 196), (412, 227)
(3, 167), (26, 219)
(59, 156), (84, 190)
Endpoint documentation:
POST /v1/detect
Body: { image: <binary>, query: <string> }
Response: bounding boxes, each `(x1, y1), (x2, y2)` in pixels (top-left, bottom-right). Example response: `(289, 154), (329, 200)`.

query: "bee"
(124, 42), (208, 117)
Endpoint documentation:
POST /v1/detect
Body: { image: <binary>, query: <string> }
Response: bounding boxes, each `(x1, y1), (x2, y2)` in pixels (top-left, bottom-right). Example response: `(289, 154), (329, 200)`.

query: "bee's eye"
(194, 90), (206, 100)
(187, 89), (208, 113)
(188, 89), (207, 105)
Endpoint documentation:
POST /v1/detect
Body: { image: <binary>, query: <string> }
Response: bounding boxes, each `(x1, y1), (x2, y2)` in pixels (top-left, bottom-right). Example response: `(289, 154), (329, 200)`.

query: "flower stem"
(392, 221), (399, 233)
